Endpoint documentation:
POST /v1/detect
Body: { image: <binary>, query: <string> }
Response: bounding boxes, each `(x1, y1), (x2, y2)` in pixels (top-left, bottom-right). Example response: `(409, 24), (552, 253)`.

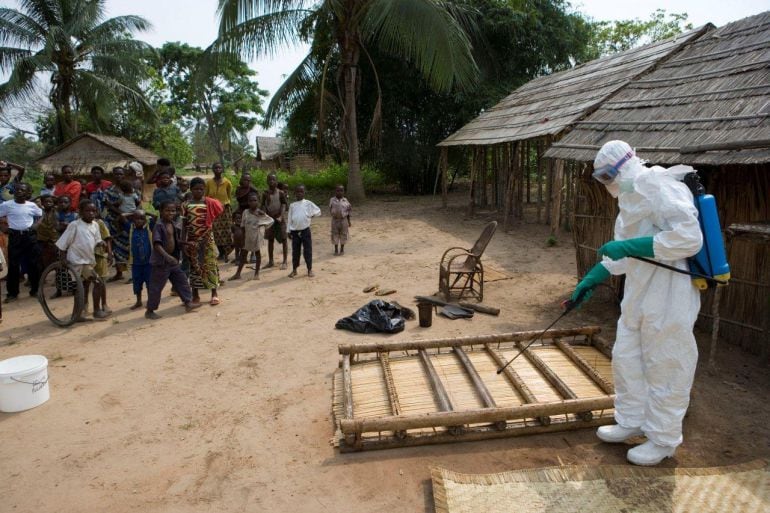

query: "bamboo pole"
(537, 138), (544, 223)
(550, 159), (565, 235)
(342, 354), (354, 419)
(517, 139), (525, 219)
(339, 416), (613, 452)
(591, 334), (614, 359)
(453, 347), (506, 430)
(554, 337), (614, 394)
(545, 157), (553, 225)
(379, 353), (402, 416)
(440, 147), (448, 208)
(526, 140), (531, 204)
(468, 148), (477, 217)
(485, 345), (551, 426)
(419, 349), (462, 435)
(339, 395), (615, 434)
(418, 350), (453, 413)
(503, 142), (518, 230)
(338, 326), (602, 355)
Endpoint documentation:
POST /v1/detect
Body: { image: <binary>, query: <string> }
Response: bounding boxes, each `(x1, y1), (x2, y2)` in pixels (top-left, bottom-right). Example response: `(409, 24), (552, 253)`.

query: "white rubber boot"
(596, 424), (643, 443)
(627, 440), (676, 466)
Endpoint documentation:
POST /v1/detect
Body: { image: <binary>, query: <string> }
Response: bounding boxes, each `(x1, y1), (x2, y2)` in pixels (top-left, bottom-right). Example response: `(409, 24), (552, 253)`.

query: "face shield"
(592, 150), (634, 185)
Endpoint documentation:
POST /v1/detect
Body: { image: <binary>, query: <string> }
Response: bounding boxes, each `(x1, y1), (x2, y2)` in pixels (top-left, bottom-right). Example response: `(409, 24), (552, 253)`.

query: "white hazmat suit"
(578, 140), (703, 465)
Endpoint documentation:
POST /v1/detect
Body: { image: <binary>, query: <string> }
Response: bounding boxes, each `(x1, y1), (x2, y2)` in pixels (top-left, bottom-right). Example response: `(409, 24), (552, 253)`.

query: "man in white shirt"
(287, 184), (321, 278)
(0, 183), (42, 301)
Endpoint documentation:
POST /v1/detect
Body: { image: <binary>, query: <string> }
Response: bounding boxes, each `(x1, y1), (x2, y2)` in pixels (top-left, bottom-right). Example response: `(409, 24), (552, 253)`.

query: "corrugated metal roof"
(437, 26), (709, 147)
(545, 11), (770, 165)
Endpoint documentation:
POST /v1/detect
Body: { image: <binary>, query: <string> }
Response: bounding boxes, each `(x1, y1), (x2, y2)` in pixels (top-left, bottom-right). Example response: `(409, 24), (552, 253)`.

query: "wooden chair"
(439, 221), (497, 302)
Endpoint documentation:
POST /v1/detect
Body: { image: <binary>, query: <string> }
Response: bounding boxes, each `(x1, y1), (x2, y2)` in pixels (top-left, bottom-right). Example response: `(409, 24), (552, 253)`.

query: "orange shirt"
(54, 180), (82, 211)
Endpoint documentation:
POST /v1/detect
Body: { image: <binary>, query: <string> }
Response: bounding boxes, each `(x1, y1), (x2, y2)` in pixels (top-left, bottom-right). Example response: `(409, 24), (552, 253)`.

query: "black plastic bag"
(335, 300), (415, 334)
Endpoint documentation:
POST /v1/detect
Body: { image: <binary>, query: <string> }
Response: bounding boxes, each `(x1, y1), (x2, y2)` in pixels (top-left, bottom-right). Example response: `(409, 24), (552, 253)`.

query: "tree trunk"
(341, 38), (365, 202)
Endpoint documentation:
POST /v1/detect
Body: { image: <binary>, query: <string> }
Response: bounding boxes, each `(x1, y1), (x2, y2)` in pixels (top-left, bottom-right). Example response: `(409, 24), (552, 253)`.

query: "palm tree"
(0, 0), (154, 144)
(215, 0), (478, 201)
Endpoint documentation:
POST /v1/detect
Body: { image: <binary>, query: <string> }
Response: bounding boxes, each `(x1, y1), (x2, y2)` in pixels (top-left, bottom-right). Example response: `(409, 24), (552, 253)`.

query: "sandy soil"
(1, 193), (768, 512)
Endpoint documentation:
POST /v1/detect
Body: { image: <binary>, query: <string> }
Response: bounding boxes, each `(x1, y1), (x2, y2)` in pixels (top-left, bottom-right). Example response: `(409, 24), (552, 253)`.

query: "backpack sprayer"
(632, 172), (730, 288)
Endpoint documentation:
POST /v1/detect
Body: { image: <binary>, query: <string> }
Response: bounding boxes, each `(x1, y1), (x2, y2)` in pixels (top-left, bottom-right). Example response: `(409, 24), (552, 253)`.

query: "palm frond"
(217, 0), (307, 35)
(361, 0), (478, 93)
(74, 70), (155, 122)
(212, 9), (311, 60)
(63, 0), (104, 36)
(0, 52), (48, 107)
(0, 8), (46, 47)
(0, 47), (33, 71)
(264, 50), (317, 126)
(18, 0), (62, 28)
(84, 15), (152, 43)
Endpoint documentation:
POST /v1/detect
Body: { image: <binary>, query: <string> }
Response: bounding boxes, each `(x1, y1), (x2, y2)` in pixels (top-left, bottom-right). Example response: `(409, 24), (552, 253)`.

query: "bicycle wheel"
(38, 261), (85, 327)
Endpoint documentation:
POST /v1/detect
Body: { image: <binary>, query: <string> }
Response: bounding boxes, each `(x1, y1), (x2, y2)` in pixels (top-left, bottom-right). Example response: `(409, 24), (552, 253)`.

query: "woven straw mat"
(431, 460), (769, 513)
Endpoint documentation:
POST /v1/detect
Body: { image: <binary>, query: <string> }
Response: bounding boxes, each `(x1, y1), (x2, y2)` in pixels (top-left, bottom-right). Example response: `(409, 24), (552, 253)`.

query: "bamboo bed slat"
(332, 328), (616, 451)
(554, 337), (615, 395)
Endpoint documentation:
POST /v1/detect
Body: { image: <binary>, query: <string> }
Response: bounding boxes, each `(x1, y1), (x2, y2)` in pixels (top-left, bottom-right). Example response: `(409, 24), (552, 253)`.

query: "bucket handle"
(10, 375), (49, 393)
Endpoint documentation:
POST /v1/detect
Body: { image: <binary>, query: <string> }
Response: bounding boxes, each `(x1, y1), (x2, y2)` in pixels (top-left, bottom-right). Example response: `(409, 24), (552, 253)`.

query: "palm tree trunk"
(341, 39), (365, 202)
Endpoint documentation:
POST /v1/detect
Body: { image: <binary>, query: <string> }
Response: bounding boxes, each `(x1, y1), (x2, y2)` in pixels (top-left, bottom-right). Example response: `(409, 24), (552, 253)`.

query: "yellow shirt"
(205, 178), (232, 205)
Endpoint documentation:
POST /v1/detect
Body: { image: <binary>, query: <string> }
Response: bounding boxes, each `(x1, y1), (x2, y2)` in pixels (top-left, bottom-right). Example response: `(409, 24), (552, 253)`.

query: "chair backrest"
(468, 221), (498, 258)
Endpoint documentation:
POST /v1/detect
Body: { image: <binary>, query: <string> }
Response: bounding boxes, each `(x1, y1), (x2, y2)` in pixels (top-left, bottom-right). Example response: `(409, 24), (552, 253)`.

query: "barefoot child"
(229, 192), (273, 281)
(287, 184), (321, 278)
(145, 201), (201, 319)
(127, 210), (155, 310)
(261, 174), (288, 270)
(92, 216), (114, 315)
(182, 178), (222, 305)
(329, 184), (352, 255)
(55, 200), (110, 319)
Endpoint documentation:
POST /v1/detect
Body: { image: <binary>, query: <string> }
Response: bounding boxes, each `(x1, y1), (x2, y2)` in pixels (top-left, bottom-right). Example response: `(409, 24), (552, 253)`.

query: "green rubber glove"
(570, 263), (610, 307)
(598, 237), (654, 260)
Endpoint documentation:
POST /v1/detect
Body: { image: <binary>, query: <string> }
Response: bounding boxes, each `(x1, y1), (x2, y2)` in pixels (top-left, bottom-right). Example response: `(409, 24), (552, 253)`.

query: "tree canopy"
(0, 0), (155, 145)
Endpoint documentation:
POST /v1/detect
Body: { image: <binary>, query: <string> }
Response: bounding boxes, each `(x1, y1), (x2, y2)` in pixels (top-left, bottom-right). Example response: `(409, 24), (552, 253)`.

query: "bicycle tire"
(38, 261), (85, 327)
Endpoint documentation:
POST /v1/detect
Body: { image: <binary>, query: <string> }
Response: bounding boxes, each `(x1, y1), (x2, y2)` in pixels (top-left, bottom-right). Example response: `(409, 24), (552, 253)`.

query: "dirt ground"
(2, 193), (769, 512)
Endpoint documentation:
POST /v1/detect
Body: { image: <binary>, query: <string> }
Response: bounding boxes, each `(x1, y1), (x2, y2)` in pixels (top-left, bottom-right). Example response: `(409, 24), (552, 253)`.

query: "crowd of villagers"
(0, 157), (352, 323)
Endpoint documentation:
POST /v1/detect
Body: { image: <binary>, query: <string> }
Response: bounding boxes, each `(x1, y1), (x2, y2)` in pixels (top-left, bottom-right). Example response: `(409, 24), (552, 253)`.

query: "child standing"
(205, 163), (233, 261)
(329, 185), (352, 255)
(93, 217), (113, 315)
(127, 210), (155, 309)
(145, 201), (201, 319)
(117, 180), (140, 215)
(261, 174), (288, 269)
(152, 171), (179, 211)
(287, 184), (321, 278)
(55, 200), (109, 319)
(229, 192), (273, 281)
(35, 195), (60, 273)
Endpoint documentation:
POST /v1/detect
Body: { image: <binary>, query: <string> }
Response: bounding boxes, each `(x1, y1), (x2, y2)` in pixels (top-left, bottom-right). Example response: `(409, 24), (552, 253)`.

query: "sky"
(3, 0), (769, 140)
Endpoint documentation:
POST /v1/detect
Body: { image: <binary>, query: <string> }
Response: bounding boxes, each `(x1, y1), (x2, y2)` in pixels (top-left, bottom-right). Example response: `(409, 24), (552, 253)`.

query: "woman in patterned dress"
(182, 177), (223, 305)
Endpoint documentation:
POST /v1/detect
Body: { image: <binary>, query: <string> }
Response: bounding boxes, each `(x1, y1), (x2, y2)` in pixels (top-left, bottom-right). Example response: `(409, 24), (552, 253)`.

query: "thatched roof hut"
(545, 11), (770, 359)
(255, 136), (329, 173)
(436, 25), (709, 230)
(37, 133), (159, 178)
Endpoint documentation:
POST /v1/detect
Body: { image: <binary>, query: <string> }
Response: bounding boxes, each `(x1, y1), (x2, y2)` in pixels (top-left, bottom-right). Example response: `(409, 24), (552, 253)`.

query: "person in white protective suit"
(570, 140), (703, 466)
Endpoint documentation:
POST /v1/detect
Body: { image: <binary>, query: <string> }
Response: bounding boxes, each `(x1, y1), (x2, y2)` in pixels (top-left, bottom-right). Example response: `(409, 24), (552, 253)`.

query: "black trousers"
(291, 228), (312, 271)
(7, 230), (40, 297)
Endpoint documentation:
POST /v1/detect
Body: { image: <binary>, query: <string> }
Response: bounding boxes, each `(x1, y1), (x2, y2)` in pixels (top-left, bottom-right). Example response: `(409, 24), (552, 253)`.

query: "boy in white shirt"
(55, 199), (110, 319)
(287, 184), (321, 278)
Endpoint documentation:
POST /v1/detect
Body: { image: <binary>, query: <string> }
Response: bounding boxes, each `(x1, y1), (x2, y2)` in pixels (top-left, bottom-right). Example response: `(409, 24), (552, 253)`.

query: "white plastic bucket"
(0, 355), (50, 413)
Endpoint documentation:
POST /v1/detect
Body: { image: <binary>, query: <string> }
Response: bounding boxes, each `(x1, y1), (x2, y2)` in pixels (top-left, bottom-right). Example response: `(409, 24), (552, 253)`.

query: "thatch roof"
(437, 26), (709, 147)
(546, 11), (770, 165)
(256, 136), (285, 160)
(37, 132), (159, 167)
